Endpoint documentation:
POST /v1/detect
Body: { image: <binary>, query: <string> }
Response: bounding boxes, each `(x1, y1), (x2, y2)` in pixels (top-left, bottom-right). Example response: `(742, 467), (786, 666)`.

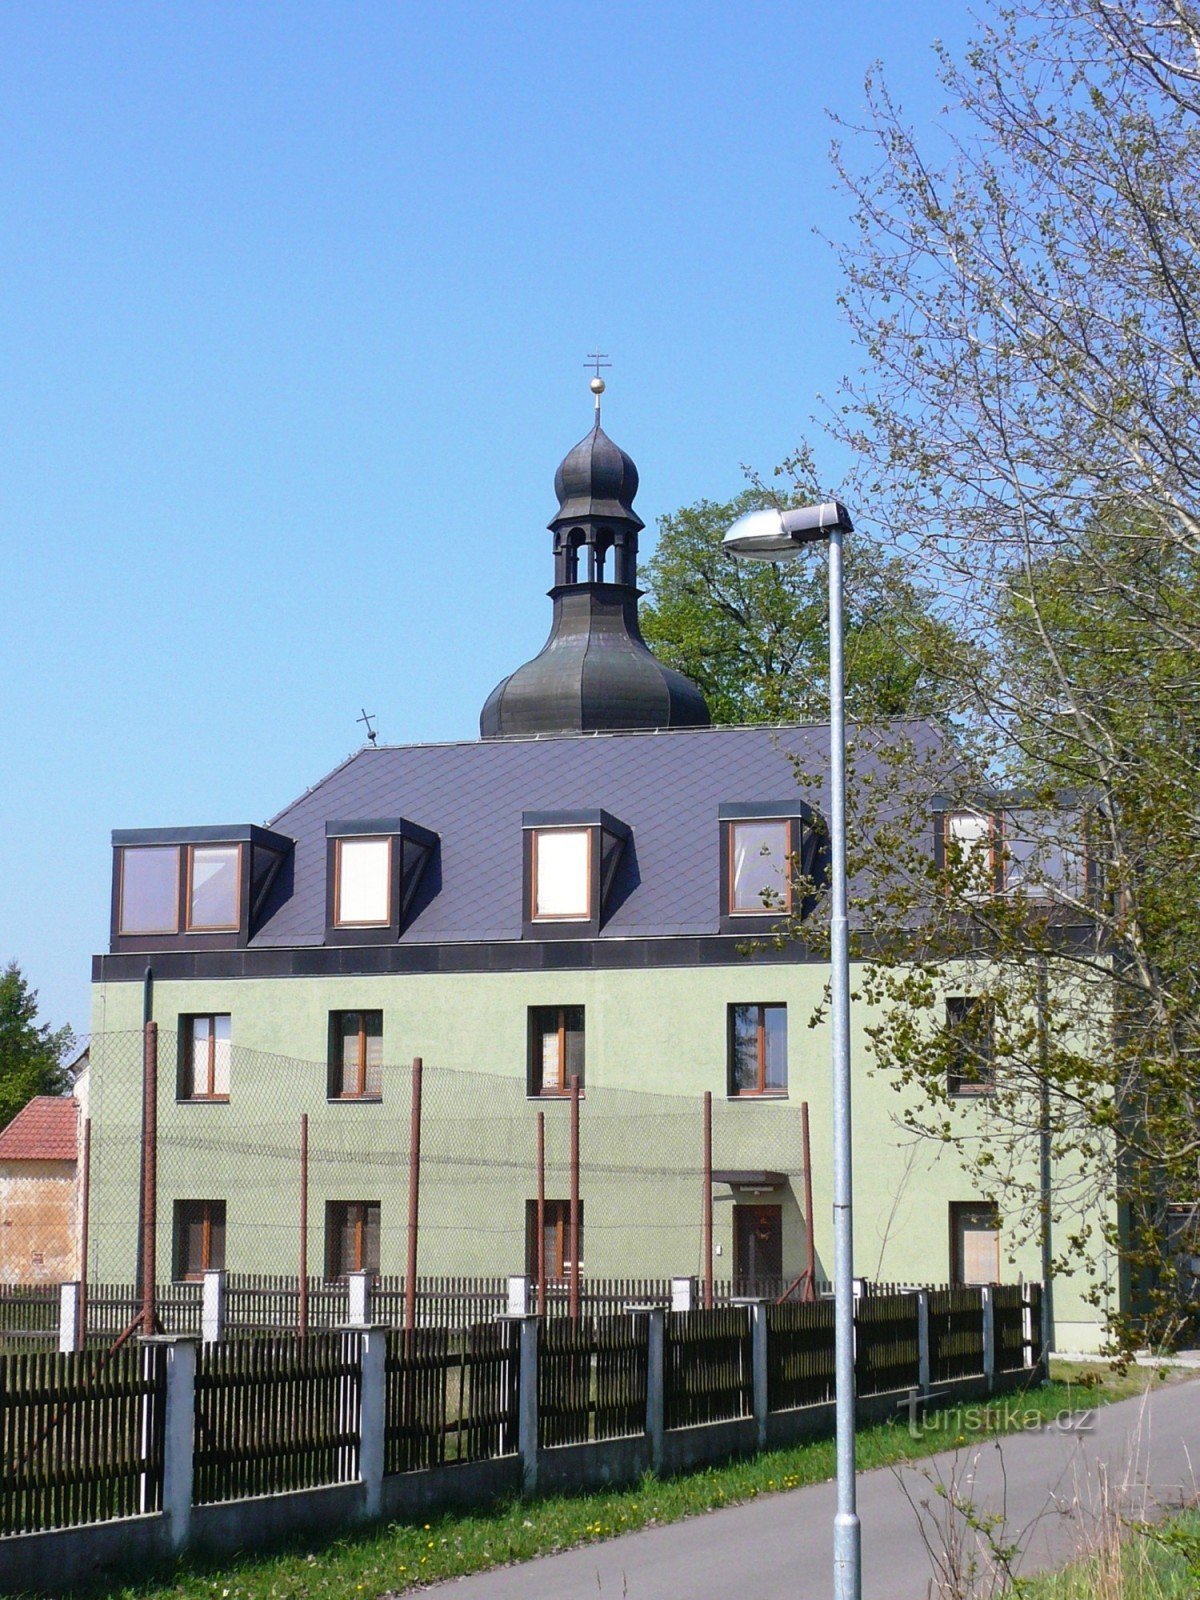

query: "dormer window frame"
(718, 801), (825, 936)
(324, 818), (438, 946)
(522, 809), (630, 940)
(111, 825), (291, 953)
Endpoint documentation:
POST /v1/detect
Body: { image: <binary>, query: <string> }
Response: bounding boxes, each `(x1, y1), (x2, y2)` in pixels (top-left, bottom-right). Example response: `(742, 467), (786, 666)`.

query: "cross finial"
(584, 350), (611, 423)
(357, 708), (378, 746)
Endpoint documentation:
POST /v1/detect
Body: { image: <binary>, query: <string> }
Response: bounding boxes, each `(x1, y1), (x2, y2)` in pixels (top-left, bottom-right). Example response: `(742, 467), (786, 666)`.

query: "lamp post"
(723, 501), (860, 1600)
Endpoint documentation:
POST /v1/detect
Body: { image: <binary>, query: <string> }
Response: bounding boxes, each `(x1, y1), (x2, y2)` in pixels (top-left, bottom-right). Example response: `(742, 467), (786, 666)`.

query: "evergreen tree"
(0, 962), (74, 1132)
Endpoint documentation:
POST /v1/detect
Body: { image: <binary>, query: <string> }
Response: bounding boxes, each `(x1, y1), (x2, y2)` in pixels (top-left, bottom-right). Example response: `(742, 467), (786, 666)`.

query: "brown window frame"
(940, 809), (999, 897)
(173, 1198), (226, 1281)
(949, 1201), (1001, 1286)
(726, 818), (796, 918)
(528, 1005), (585, 1096)
(179, 1014), (231, 1102)
(184, 842), (243, 933)
(727, 1002), (788, 1097)
(327, 1010), (384, 1101)
(525, 1197), (584, 1283)
(117, 845), (182, 936)
(324, 1200), (381, 1281)
(332, 836), (394, 929)
(946, 996), (996, 1097)
(529, 827), (593, 923)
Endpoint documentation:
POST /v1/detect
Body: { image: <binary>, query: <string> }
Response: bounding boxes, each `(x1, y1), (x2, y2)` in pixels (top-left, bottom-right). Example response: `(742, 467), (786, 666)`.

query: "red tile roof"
(0, 1097), (78, 1162)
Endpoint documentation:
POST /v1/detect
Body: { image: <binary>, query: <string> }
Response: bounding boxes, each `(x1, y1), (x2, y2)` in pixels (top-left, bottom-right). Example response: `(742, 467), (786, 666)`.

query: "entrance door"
(734, 1204), (782, 1292)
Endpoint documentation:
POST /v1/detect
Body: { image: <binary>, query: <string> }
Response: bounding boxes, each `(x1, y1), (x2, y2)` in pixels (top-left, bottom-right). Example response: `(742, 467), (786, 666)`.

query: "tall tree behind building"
(0, 962), (74, 1132)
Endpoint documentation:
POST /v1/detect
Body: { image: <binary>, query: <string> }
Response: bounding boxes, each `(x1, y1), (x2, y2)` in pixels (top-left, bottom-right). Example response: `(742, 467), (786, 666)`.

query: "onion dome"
(480, 400), (710, 740)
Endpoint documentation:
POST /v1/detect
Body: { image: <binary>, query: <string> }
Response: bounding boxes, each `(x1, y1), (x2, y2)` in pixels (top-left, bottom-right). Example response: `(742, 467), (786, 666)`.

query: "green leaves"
(0, 961), (74, 1133)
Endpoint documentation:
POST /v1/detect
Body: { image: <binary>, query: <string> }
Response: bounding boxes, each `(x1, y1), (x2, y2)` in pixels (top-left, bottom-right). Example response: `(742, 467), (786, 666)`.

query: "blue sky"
(2, 1), (974, 1036)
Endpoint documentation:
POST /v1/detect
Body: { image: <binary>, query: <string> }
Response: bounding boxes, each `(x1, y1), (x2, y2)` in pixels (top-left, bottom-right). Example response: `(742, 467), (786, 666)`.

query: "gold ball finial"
(590, 376), (606, 395)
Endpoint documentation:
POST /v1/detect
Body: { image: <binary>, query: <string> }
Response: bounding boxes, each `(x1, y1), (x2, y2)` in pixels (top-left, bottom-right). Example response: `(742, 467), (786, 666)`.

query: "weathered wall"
(0, 1161), (79, 1284)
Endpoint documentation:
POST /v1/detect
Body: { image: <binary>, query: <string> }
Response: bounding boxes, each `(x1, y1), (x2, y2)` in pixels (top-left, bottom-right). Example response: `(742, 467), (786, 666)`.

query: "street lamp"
(723, 499), (860, 1600)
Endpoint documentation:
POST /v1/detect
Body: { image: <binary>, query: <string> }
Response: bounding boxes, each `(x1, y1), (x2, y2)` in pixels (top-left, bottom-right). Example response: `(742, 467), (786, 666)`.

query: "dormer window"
(718, 802), (825, 934)
(111, 826), (290, 950)
(521, 810), (629, 939)
(119, 845), (181, 935)
(729, 820), (793, 916)
(531, 828), (592, 921)
(333, 837), (392, 927)
(188, 845), (241, 931)
(324, 819), (437, 944)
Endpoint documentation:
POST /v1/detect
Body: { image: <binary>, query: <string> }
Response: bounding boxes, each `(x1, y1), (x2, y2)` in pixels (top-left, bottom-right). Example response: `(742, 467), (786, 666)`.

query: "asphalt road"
(422, 1379), (1200, 1599)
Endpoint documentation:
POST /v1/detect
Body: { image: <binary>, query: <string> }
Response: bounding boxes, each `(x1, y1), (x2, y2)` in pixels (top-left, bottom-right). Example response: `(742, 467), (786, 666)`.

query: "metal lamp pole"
(723, 501), (860, 1600)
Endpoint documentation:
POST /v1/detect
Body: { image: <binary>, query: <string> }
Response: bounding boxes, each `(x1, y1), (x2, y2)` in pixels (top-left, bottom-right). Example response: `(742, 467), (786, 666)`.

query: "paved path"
(423, 1381), (1200, 1599)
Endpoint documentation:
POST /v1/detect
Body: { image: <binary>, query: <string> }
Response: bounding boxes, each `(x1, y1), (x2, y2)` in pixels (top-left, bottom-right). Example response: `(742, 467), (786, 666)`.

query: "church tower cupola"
(479, 373), (711, 739)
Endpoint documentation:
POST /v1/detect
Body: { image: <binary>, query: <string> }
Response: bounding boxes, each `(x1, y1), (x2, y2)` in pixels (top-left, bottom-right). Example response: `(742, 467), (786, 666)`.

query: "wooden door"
(734, 1204), (782, 1290)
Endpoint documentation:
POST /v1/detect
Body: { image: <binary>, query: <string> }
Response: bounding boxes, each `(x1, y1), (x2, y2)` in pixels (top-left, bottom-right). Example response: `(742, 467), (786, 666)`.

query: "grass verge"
(42, 1362), (1185, 1600)
(1020, 1509), (1200, 1598)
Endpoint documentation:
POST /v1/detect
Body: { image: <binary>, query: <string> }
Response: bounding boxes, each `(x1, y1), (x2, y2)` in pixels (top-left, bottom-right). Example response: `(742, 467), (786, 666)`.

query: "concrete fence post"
(917, 1288), (931, 1398)
(58, 1282), (81, 1353)
(507, 1275), (530, 1317)
(347, 1271), (373, 1328)
(749, 1302), (768, 1451)
(643, 1308), (665, 1475)
(670, 1276), (696, 1313)
(517, 1315), (539, 1496)
(359, 1326), (387, 1520)
(142, 1335), (196, 1551)
(201, 1269), (226, 1344)
(981, 1286), (995, 1391)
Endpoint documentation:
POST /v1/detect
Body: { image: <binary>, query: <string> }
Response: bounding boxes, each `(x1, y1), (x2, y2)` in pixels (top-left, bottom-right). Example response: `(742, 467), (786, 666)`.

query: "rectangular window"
(946, 996), (995, 1096)
(187, 844), (241, 930)
(951, 1203), (1000, 1286)
(328, 1011), (383, 1099)
(173, 1199), (226, 1280)
(531, 828), (591, 920)
(525, 1198), (583, 1282)
(335, 837), (392, 927)
(729, 820), (792, 915)
(529, 1006), (584, 1095)
(180, 1014), (231, 1100)
(325, 1201), (381, 1279)
(728, 1004), (788, 1096)
(1001, 808), (1085, 900)
(119, 846), (181, 935)
(943, 810), (996, 897)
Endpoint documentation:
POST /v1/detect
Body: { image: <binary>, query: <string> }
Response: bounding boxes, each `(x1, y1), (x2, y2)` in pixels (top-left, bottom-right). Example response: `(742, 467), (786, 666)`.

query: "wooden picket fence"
(538, 1314), (649, 1446)
(928, 1288), (987, 1381)
(855, 1292), (922, 1397)
(663, 1306), (753, 1429)
(0, 1285), (60, 1349)
(193, 1331), (361, 1504)
(765, 1299), (836, 1410)
(384, 1321), (519, 1473)
(0, 1344), (165, 1534)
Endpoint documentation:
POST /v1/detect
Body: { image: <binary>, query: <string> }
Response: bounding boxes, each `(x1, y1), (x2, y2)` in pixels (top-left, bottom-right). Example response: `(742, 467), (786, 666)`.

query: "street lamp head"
(722, 500), (854, 562)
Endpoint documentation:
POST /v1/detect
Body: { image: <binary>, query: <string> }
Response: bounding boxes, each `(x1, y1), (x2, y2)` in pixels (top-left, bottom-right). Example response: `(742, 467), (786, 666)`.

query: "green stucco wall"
(87, 959), (1110, 1350)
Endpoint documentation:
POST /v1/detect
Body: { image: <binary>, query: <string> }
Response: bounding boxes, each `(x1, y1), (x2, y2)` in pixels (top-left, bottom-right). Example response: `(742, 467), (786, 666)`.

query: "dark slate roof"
(254, 721), (952, 949)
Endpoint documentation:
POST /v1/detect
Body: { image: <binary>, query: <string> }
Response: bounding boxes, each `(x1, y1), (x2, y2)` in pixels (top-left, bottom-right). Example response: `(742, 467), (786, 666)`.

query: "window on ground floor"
(525, 1198), (583, 1283)
(173, 1199), (226, 1280)
(325, 1200), (380, 1279)
(950, 1202), (1001, 1285)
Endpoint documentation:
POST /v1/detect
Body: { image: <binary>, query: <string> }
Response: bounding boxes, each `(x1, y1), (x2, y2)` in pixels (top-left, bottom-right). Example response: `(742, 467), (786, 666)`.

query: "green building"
(87, 408), (1110, 1350)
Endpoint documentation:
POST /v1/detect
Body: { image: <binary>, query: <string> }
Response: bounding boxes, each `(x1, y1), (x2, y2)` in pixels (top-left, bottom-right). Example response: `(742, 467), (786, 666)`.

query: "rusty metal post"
(404, 1057), (423, 1333)
(298, 1113), (309, 1339)
(77, 1115), (91, 1347)
(139, 1021), (158, 1335)
(569, 1074), (581, 1321)
(702, 1089), (714, 1309)
(801, 1100), (817, 1300)
(536, 1110), (546, 1318)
